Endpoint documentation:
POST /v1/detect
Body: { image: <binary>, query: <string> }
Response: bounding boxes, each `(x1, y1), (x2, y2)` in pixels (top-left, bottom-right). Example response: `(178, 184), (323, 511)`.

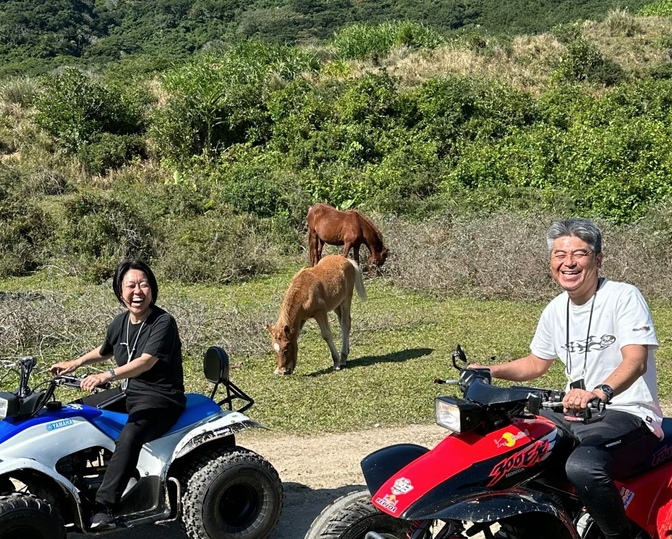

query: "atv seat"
(91, 393), (222, 441)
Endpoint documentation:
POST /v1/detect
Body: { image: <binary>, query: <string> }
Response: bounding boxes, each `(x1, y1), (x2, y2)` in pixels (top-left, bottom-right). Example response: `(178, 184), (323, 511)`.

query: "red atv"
(305, 345), (672, 539)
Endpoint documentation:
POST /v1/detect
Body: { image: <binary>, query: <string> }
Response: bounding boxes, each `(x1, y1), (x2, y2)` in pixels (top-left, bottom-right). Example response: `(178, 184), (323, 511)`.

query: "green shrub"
(0, 185), (53, 276)
(35, 68), (147, 156)
(55, 192), (155, 282)
(151, 43), (319, 167)
(650, 62), (672, 80)
(332, 21), (444, 61)
(77, 133), (146, 175)
(553, 39), (625, 86)
(154, 213), (284, 283)
(639, 0), (672, 16)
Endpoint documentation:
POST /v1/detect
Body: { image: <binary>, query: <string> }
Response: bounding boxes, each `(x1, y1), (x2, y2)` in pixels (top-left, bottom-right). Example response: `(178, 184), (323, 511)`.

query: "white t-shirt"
(530, 278), (662, 438)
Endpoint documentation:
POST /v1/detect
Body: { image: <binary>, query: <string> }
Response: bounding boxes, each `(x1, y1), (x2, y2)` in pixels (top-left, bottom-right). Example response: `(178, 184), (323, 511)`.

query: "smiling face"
(550, 235), (603, 305)
(121, 268), (153, 322)
(267, 324), (297, 375)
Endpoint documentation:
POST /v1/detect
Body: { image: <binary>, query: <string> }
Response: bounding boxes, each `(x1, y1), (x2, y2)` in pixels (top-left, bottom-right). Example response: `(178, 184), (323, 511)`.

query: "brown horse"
(307, 203), (389, 271)
(267, 255), (367, 375)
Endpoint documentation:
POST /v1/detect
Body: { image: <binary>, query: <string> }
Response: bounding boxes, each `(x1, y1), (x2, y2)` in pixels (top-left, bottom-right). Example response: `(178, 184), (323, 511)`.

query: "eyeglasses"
(551, 249), (593, 262)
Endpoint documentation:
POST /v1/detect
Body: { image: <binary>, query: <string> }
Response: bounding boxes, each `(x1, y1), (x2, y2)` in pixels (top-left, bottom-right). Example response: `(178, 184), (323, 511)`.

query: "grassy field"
(2, 265), (672, 433)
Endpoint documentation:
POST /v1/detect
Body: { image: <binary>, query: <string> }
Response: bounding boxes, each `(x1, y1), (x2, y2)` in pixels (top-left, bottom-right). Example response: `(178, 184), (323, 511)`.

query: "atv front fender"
(171, 411), (264, 461)
(405, 487), (579, 539)
(0, 457), (86, 528)
(361, 444), (429, 496)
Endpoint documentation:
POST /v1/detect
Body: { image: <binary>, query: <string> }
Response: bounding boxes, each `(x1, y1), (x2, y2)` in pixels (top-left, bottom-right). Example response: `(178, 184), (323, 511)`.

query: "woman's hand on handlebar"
(81, 372), (113, 392)
(50, 360), (80, 376)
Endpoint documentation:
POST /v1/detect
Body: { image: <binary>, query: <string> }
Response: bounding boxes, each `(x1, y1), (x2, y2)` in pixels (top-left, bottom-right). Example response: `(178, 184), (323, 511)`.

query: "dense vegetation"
(3, 8), (672, 288)
(0, 0), (654, 76)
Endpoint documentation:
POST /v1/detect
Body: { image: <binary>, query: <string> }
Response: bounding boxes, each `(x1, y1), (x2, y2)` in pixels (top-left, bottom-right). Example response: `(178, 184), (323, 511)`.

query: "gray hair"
(546, 218), (602, 254)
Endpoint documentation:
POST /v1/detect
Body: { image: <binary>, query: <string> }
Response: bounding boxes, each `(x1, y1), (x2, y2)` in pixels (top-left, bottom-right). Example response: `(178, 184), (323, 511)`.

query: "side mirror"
(204, 346), (230, 384)
(452, 344), (468, 370)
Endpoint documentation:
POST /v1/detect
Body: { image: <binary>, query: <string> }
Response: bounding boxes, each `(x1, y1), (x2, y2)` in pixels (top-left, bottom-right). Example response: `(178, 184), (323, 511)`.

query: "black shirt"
(100, 306), (186, 411)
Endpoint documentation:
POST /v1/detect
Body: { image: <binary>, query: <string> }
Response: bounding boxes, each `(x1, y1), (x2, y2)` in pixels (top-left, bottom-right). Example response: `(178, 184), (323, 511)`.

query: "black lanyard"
(565, 278), (603, 381)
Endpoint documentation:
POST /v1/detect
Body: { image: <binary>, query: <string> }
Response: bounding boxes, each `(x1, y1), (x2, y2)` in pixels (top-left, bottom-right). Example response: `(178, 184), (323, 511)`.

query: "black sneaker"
(90, 509), (116, 531)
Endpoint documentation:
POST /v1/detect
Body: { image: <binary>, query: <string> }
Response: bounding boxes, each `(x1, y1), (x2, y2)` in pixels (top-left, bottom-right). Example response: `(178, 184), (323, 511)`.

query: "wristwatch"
(107, 369), (117, 381)
(594, 384), (614, 403)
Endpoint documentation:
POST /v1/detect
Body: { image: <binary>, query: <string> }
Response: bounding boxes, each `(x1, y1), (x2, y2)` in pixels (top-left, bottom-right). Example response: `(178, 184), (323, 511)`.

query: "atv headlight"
(0, 393), (19, 420)
(435, 396), (483, 433)
(0, 397), (8, 420)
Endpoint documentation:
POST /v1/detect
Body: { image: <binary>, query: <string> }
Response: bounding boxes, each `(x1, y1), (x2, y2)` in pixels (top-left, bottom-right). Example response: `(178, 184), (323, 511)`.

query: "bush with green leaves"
(443, 112), (672, 222)
(77, 133), (146, 175)
(0, 183), (53, 277)
(150, 43), (320, 168)
(332, 21), (444, 60)
(553, 38), (625, 86)
(154, 213), (285, 283)
(638, 0), (672, 15)
(35, 69), (146, 153)
(55, 192), (155, 282)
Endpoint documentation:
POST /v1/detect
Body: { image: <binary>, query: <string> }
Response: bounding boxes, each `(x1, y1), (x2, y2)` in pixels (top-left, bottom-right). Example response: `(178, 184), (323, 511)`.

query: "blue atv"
(0, 347), (283, 539)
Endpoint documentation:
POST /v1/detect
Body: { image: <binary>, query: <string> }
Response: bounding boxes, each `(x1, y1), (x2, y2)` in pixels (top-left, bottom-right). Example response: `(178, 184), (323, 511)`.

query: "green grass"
(3, 269), (672, 432)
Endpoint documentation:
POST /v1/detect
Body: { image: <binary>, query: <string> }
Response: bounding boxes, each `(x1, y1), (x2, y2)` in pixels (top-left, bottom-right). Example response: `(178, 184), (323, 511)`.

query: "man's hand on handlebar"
(562, 388), (607, 422)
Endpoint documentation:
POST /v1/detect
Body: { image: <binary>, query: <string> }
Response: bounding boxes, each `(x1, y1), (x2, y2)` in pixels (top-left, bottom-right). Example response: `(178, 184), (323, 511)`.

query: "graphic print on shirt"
(562, 334), (615, 354)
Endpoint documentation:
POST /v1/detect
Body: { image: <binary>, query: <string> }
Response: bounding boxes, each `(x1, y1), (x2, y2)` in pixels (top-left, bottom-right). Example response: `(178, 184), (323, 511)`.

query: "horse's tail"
(348, 258), (367, 301)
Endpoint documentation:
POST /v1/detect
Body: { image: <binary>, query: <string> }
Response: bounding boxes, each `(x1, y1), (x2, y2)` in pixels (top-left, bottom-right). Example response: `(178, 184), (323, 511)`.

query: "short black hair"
(113, 259), (158, 306)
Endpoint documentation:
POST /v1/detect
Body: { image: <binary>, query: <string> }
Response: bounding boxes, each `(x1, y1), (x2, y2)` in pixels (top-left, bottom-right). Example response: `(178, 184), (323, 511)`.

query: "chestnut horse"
(267, 255), (367, 375)
(307, 203), (388, 270)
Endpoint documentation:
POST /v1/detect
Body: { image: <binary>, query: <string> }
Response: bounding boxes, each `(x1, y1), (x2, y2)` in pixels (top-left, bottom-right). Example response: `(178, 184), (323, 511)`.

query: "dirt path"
(82, 424), (446, 539)
(240, 424), (447, 538)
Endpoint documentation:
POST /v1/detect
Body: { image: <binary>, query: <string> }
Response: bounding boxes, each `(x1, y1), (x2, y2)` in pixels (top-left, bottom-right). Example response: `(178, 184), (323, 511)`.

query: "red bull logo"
(494, 430), (529, 448)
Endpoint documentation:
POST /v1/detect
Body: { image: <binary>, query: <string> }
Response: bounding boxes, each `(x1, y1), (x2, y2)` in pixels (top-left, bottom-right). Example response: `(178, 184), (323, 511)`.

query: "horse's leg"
(353, 243), (362, 266)
(342, 241), (353, 259)
(308, 228), (317, 266)
(316, 237), (325, 263)
(314, 311), (340, 368)
(336, 302), (351, 369)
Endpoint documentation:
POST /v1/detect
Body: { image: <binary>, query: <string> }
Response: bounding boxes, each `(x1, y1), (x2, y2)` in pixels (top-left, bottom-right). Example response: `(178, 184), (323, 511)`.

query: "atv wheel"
(0, 493), (65, 539)
(179, 446), (283, 539)
(305, 490), (411, 539)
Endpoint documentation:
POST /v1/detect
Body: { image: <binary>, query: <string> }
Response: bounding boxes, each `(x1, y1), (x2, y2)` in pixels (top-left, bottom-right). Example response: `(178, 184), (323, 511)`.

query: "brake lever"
(573, 398), (606, 424)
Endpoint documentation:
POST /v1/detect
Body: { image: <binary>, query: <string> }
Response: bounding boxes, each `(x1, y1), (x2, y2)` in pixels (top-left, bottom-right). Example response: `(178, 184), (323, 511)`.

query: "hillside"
(0, 0), (654, 77)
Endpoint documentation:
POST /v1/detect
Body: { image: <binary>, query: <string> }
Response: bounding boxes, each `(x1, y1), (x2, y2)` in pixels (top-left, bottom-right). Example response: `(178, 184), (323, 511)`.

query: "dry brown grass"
(341, 13), (672, 94)
(0, 288), (275, 364)
(345, 34), (564, 94)
(378, 211), (672, 302)
(582, 14), (672, 75)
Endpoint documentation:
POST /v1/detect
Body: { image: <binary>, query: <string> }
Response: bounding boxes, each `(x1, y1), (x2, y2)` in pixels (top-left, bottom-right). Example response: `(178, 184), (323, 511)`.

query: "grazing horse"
(307, 203), (389, 271)
(267, 255), (367, 375)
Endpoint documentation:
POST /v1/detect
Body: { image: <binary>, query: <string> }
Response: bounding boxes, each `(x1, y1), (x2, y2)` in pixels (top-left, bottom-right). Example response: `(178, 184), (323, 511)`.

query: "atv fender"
(361, 444), (430, 496)
(171, 410), (264, 461)
(405, 487), (578, 539)
(0, 457), (86, 528)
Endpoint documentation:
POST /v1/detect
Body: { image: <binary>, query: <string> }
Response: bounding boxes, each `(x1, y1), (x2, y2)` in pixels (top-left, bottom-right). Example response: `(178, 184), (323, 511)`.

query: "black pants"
(95, 406), (183, 509)
(541, 409), (658, 539)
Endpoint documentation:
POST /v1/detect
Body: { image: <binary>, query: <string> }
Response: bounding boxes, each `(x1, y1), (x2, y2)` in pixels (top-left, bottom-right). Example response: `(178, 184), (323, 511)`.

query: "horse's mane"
(278, 269), (309, 326)
(354, 210), (384, 245)
(354, 210), (382, 236)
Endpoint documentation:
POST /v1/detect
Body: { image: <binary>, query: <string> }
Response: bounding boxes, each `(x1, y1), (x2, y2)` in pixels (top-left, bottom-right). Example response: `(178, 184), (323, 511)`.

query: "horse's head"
(266, 323), (298, 375)
(368, 247), (389, 269)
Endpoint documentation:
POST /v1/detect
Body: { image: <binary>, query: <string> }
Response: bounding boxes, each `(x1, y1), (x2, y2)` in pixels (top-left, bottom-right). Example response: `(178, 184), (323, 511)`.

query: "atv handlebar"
(53, 374), (111, 392)
(440, 346), (607, 425)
